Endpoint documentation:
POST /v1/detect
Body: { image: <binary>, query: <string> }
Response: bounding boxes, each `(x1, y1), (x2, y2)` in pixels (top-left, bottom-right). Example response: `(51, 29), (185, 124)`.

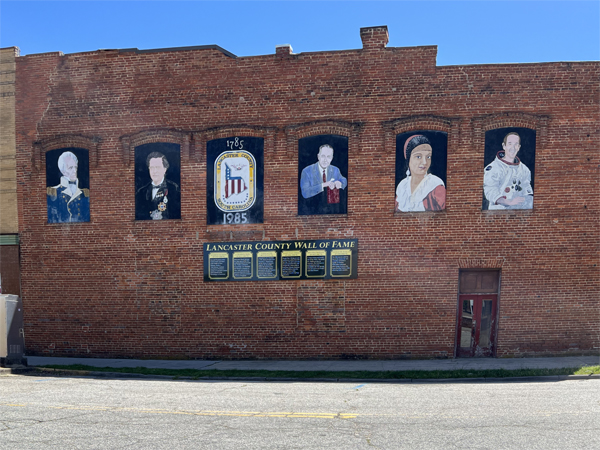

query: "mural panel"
(135, 143), (181, 220)
(206, 136), (264, 225)
(395, 131), (447, 212)
(482, 128), (535, 210)
(46, 148), (90, 223)
(298, 134), (348, 215)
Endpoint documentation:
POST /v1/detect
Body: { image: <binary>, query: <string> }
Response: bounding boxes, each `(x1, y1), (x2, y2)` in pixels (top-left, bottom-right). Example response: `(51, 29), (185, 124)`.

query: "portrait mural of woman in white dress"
(395, 131), (447, 212)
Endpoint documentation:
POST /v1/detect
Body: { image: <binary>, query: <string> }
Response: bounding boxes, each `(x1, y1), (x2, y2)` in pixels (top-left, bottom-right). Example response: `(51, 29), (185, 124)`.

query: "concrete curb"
(12, 367), (600, 383)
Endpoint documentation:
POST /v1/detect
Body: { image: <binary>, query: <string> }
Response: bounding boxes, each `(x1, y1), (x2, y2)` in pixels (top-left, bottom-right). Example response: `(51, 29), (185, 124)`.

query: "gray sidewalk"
(24, 354), (599, 372)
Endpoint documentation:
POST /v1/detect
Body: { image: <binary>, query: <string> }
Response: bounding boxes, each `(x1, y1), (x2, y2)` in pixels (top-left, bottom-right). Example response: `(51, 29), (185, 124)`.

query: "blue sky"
(1, 1), (598, 65)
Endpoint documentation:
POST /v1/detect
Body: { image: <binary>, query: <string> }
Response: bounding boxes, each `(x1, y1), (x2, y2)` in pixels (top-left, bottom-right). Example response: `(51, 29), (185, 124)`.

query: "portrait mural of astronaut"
(394, 131), (447, 212)
(46, 147), (90, 223)
(135, 143), (181, 220)
(206, 136), (264, 225)
(298, 134), (348, 216)
(482, 127), (535, 210)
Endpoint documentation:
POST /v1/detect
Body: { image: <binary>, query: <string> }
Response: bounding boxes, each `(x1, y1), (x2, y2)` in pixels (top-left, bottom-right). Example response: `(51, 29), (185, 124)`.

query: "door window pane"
(460, 299), (473, 348)
(479, 300), (493, 348)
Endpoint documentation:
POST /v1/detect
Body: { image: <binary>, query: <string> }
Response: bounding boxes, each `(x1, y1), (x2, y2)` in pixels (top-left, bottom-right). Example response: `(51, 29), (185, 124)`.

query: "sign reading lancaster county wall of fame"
(207, 136), (264, 225)
(203, 239), (358, 282)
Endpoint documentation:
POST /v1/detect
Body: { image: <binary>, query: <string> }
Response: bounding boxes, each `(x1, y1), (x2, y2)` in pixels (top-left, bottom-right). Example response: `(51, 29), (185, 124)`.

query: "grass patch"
(575, 365), (600, 375)
(34, 364), (600, 380)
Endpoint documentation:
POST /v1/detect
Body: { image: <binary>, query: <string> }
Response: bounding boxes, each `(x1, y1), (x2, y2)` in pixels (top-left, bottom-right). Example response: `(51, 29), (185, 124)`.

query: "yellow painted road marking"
(1, 403), (357, 419)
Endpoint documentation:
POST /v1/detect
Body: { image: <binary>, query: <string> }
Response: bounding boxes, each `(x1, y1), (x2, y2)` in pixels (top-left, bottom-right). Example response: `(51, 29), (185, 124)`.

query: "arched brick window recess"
(284, 120), (362, 161)
(381, 115), (459, 156)
(193, 125), (277, 165)
(119, 130), (191, 167)
(471, 113), (550, 150)
(381, 115), (459, 213)
(196, 125), (276, 238)
(284, 120), (362, 220)
(33, 135), (100, 173)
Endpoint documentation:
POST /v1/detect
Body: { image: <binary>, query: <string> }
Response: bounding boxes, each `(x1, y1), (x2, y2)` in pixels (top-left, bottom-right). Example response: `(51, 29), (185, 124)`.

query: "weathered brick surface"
(15, 28), (599, 359)
(1, 47), (19, 235)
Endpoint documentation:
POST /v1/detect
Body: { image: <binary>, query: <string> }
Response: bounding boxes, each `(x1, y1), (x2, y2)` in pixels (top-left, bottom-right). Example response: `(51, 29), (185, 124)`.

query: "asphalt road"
(1, 375), (598, 449)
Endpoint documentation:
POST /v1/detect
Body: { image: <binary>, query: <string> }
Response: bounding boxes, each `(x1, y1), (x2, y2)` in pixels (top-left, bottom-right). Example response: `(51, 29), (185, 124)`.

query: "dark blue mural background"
(46, 147), (90, 188)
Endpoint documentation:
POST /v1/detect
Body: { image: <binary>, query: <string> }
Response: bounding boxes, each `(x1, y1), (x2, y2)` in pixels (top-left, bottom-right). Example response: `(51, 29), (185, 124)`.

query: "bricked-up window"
(297, 281), (346, 332)
(482, 128), (536, 211)
(298, 134), (349, 215)
(395, 131), (447, 212)
(134, 143), (181, 220)
(46, 147), (90, 224)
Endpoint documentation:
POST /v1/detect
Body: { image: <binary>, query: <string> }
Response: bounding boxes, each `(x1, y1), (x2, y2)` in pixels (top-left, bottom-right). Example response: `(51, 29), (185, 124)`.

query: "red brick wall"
(15, 28), (599, 359)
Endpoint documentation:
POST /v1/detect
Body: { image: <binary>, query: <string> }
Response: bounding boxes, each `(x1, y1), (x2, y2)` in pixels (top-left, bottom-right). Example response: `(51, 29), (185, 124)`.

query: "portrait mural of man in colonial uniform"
(46, 148), (90, 223)
(298, 135), (348, 216)
(135, 143), (181, 220)
(395, 131), (447, 212)
(482, 128), (535, 210)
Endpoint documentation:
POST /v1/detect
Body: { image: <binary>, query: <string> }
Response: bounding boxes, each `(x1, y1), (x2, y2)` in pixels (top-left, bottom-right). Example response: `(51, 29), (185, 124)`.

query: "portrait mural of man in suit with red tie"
(298, 135), (348, 216)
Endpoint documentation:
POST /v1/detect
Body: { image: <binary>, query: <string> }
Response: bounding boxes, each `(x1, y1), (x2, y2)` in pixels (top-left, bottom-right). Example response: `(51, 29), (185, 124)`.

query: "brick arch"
(382, 115), (459, 157)
(481, 112), (542, 132)
(203, 124), (273, 140)
(472, 112), (550, 149)
(120, 130), (191, 166)
(292, 120), (360, 140)
(285, 120), (362, 158)
(194, 125), (277, 164)
(386, 115), (453, 135)
(33, 135), (100, 171)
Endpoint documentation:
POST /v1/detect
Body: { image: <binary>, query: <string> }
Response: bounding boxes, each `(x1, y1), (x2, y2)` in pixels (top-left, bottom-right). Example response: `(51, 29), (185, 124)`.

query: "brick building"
(0, 47), (20, 297)
(13, 26), (599, 359)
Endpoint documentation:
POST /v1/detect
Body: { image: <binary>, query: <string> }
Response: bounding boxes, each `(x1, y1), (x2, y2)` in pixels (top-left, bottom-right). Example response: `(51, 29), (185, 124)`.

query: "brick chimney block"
(276, 44), (293, 57)
(360, 26), (389, 50)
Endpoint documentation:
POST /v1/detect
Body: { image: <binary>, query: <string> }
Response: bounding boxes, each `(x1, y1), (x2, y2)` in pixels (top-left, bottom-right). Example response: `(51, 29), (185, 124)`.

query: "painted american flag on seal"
(214, 150), (256, 212)
(224, 162), (248, 198)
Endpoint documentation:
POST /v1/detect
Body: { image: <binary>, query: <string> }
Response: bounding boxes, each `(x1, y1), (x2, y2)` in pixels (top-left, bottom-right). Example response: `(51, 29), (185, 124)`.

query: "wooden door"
(457, 294), (498, 357)
(456, 270), (500, 358)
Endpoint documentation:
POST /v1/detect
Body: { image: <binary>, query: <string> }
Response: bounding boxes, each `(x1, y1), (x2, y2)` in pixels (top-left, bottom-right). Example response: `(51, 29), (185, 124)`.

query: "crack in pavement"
(2, 403), (359, 420)
(0, 408), (108, 432)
